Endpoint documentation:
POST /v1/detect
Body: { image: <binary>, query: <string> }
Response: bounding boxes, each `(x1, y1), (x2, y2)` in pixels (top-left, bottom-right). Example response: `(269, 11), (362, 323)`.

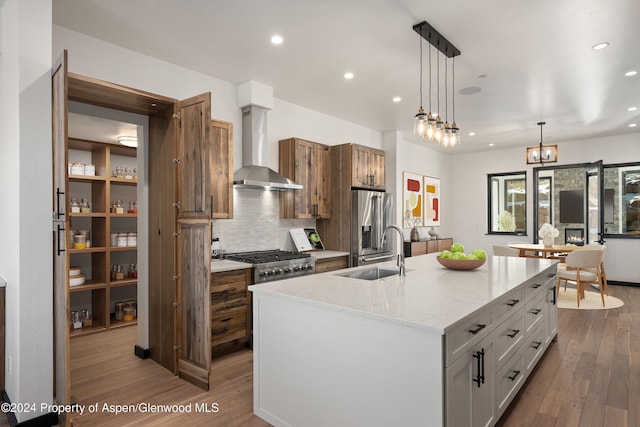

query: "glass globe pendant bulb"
(442, 122), (451, 147)
(426, 112), (435, 140)
(450, 122), (459, 147)
(414, 107), (428, 137)
(434, 115), (444, 142)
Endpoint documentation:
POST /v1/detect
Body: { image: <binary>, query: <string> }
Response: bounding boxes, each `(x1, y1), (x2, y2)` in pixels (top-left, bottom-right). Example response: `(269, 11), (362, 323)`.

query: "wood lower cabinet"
(404, 238), (453, 257)
(314, 255), (349, 274)
(210, 268), (252, 357)
(279, 138), (331, 219)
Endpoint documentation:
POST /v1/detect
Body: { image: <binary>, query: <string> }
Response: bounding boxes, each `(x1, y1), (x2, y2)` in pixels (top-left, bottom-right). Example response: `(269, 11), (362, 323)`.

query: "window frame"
(487, 171), (527, 236)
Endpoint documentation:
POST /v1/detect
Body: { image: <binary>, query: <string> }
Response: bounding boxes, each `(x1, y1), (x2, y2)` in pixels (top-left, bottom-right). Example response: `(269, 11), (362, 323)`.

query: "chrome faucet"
(380, 225), (406, 276)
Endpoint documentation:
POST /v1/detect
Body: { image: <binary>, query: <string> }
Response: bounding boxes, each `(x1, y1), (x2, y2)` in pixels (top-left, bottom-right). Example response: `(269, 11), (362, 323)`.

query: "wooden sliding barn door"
(175, 93), (212, 390)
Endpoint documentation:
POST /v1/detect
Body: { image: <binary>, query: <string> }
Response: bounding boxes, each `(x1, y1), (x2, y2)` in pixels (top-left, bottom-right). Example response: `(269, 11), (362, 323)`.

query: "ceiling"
(53, 0), (640, 153)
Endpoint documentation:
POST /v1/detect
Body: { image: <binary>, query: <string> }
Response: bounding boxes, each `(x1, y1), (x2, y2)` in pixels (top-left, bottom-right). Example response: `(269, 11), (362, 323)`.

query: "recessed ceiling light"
(344, 72), (354, 80)
(478, 74), (488, 79)
(625, 70), (638, 77)
(468, 132), (476, 136)
(392, 96), (402, 103)
(629, 107), (638, 112)
(629, 123), (637, 128)
(489, 143), (494, 147)
(270, 35), (283, 45)
(592, 42), (609, 50)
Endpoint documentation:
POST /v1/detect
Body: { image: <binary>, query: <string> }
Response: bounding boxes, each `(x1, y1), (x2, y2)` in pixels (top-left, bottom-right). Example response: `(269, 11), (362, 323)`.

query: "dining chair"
(508, 241), (537, 257)
(556, 249), (604, 307)
(493, 245), (520, 257)
(582, 244), (609, 296)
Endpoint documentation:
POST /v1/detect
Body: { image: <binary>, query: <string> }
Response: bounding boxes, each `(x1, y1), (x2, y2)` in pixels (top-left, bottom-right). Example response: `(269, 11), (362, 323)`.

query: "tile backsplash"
(211, 189), (316, 253)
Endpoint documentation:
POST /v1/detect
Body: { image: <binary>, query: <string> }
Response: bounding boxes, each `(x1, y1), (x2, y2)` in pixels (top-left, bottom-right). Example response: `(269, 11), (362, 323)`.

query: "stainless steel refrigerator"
(350, 189), (393, 266)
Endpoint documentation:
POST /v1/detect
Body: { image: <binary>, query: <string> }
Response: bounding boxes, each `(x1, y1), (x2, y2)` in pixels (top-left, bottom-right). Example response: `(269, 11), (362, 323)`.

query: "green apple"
(439, 250), (453, 259)
(472, 249), (487, 260)
(453, 252), (468, 260)
(451, 243), (465, 253)
(468, 253), (479, 260)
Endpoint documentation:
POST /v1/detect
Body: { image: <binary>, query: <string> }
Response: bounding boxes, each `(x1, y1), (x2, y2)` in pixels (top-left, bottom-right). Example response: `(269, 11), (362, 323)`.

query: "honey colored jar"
(123, 307), (135, 321)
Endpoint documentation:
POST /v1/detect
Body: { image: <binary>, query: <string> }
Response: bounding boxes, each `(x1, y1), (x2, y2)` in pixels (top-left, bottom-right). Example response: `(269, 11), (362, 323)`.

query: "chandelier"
(526, 122), (558, 164)
(413, 21), (461, 147)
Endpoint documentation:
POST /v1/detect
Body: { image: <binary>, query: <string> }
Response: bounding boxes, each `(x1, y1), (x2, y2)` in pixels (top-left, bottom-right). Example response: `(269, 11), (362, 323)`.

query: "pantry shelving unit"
(67, 138), (138, 337)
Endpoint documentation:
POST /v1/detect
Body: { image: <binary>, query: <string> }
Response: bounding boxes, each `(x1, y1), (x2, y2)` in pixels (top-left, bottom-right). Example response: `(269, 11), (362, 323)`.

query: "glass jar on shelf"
(80, 198), (91, 213)
(128, 200), (138, 214)
(128, 263), (137, 278)
(70, 310), (82, 330)
(69, 198), (80, 214)
(81, 309), (92, 327)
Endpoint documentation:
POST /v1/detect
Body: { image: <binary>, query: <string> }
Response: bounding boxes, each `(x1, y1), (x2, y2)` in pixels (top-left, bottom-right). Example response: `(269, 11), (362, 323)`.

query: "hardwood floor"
(498, 284), (639, 427)
(61, 283), (638, 426)
(69, 327), (269, 426)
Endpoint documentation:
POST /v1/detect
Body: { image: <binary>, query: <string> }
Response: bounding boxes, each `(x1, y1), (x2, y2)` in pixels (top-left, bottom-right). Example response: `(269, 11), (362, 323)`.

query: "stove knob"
(306, 264), (314, 270)
(266, 270), (272, 276)
(277, 269), (284, 274)
(284, 267), (291, 273)
(259, 270), (267, 276)
(293, 266), (300, 272)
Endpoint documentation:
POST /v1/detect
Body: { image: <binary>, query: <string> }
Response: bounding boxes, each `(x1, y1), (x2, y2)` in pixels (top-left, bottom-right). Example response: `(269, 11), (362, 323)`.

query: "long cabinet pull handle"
(480, 348), (485, 384)
(552, 286), (557, 305)
(56, 224), (66, 256)
(472, 351), (482, 387)
(531, 283), (541, 289)
(469, 324), (486, 335)
(508, 370), (521, 381)
(531, 308), (542, 315)
(507, 329), (520, 338)
(531, 341), (542, 349)
(507, 299), (520, 307)
(56, 188), (65, 219)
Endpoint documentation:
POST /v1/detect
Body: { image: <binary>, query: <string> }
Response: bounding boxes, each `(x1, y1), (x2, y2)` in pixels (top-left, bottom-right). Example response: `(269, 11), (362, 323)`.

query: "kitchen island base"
(253, 294), (443, 427)
(251, 255), (558, 426)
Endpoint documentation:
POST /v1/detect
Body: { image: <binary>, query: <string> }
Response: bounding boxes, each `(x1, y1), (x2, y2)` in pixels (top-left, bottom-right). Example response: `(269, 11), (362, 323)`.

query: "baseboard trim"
(1, 390), (57, 427)
(609, 280), (640, 287)
(134, 344), (150, 359)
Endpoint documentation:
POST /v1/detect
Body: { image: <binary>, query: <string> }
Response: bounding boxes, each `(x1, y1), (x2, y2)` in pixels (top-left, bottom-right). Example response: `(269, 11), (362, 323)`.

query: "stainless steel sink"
(336, 267), (401, 281)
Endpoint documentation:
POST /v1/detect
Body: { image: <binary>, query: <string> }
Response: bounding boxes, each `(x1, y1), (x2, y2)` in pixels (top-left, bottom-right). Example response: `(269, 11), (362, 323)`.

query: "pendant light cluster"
(413, 21), (461, 147)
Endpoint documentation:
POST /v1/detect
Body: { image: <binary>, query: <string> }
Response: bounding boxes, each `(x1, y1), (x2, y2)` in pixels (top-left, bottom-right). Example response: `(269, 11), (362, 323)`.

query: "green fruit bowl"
(437, 257), (486, 271)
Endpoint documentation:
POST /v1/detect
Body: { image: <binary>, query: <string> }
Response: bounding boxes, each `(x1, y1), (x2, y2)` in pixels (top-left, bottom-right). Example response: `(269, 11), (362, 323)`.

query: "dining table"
(507, 242), (585, 260)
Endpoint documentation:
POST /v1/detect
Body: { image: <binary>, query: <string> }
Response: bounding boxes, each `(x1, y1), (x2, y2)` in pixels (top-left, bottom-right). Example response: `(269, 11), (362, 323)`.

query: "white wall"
(0, 0), (53, 421)
(450, 134), (640, 282)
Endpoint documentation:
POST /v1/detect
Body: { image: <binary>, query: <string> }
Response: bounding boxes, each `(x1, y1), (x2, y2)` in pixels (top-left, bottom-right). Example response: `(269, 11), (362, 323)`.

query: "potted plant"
(538, 223), (559, 247)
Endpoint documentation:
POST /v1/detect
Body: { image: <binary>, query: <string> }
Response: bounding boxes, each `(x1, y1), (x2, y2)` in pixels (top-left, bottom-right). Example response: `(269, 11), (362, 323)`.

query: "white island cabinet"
(249, 253), (558, 427)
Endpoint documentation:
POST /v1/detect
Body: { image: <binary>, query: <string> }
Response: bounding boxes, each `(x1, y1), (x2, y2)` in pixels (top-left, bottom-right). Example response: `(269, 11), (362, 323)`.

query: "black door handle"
(508, 370), (521, 381)
(57, 224), (66, 256)
(507, 299), (520, 307)
(472, 351), (482, 387)
(551, 286), (557, 305)
(507, 329), (520, 338)
(56, 187), (65, 219)
(469, 324), (486, 335)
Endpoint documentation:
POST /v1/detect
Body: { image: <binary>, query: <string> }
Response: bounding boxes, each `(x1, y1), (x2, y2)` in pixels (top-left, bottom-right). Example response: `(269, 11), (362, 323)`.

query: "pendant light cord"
(452, 56), (456, 123)
(419, 33), (423, 109)
(428, 39), (432, 112)
(445, 51), (448, 122)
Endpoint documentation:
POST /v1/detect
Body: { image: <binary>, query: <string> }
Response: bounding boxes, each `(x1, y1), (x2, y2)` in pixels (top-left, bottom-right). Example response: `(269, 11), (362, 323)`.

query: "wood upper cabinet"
(279, 137), (331, 219)
(209, 119), (233, 219)
(352, 144), (385, 190)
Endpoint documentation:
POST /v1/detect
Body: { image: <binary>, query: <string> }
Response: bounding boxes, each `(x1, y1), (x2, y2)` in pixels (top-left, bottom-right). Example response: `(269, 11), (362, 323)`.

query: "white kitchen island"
(249, 253), (558, 427)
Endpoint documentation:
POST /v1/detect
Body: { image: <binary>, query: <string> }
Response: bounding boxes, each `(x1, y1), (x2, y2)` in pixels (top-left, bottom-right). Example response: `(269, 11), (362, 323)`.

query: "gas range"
(225, 250), (315, 283)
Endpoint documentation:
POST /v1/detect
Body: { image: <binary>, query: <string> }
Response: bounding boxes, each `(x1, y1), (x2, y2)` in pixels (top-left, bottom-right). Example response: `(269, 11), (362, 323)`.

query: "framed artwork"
(403, 171), (424, 228)
(423, 176), (441, 226)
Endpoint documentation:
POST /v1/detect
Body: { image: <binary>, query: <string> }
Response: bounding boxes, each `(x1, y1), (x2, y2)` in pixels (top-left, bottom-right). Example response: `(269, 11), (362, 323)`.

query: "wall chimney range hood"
(233, 105), (302, 191)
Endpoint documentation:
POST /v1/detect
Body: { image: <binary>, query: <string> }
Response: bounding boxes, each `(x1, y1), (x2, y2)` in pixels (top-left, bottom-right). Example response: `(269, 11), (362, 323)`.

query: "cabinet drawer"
(445, 310), (493, 366)
(495, 310), (525, 371)
(210, 283), (247, 312)
(525, 323), (546, 374)
(211, 306), (248, 345)
(496, 346), (525, 417)
(523, 277), (546, 301)
(493, 287), (524, 324)
(524, 291), (545, 335)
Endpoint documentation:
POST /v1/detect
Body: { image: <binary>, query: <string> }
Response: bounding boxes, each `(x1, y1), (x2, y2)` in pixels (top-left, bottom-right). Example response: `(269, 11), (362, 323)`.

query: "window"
(603, 163), (640, 237)
(488, 172), (526, 234)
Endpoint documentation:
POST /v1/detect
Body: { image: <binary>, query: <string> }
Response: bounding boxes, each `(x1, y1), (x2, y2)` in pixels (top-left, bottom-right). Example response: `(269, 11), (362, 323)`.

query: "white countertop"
(310, 250), (350, 260)
(210, 259), (253, 273)
(249, 253), (557, 334)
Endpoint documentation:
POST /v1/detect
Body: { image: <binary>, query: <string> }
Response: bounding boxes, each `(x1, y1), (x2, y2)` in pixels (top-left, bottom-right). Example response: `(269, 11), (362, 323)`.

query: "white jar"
(70, 163), (85, 175)
(84, 164), (96, 176)
(116, 232), (128, 247)
(126, 232), (137, 247)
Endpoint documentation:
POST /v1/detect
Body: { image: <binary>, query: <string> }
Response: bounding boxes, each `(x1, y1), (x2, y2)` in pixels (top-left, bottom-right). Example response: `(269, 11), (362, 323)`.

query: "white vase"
(542, 236), (554, 247)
